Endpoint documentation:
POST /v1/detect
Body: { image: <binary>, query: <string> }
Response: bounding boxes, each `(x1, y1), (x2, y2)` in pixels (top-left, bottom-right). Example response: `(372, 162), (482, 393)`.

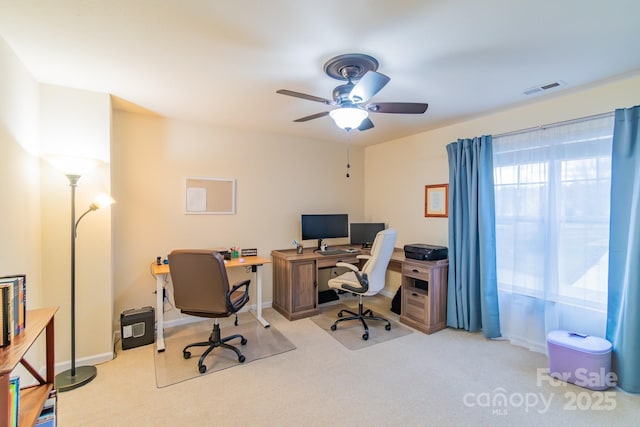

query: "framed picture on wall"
(425, 184), (448, 217)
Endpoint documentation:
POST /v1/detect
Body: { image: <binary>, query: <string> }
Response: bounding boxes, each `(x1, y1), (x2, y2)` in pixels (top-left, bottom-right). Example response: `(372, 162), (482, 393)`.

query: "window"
(493, 114), (614, 311)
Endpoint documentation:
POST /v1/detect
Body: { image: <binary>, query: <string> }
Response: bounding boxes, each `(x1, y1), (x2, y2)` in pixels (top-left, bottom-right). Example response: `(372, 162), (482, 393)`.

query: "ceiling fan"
(276, 53), (429, 131)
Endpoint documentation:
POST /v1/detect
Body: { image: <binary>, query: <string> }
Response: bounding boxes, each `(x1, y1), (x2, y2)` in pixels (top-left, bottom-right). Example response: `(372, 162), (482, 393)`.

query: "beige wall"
(1, 35), (114, 372)
(365, 73), (640, 295)
(0, 37), (45, 377)
(111, 112), (365, 325)
(39, 85), (113, 367)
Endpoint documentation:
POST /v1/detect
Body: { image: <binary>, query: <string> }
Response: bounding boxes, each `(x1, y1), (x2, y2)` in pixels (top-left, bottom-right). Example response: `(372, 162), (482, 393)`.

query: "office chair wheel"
(199, 364), (207, 374)
(183, 350), (191, 359)
(238, 355), (246, 363)
(240, 337), (248, 345)
(362, 332), (369, 341)
(385, 324), (391, 331)
(330, 324), (337, 331)
(337, 312), (344, 318)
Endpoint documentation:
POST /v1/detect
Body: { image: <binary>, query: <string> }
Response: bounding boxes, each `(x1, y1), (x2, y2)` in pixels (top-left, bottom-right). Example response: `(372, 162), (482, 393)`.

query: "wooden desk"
(151, 255), (271, 352)
(270, 246), (407, 321)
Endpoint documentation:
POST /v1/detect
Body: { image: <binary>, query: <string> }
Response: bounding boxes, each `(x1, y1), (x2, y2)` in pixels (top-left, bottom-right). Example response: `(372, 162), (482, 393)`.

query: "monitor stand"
(361, 242), (371, 249)
(317, 239), (324, 251)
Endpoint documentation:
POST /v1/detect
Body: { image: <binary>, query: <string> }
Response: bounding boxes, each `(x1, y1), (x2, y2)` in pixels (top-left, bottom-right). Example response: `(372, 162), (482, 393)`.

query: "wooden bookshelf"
(0, 307), (57, 427)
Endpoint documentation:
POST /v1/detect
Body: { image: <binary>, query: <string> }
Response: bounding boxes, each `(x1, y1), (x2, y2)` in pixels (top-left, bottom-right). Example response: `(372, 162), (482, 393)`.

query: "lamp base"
(55, 365), (97, 392)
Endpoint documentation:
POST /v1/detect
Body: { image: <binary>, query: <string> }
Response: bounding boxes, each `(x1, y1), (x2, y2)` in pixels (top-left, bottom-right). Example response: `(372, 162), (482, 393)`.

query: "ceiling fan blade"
(276, 89), (333, 105)
(357, 117), (374, 131)
(349, 71), (390, 103)
(367, 102), (429, 114)
(293, 111), (330, 122)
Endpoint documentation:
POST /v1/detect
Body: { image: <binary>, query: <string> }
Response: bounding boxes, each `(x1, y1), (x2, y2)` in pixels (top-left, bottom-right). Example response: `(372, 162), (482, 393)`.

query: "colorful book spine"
(9, 376), (19, 427)
(16, 276), (25, 334)
(11, 279), (19, 337)
(0, 285), (10, 346)
(4, 282), (15, 342)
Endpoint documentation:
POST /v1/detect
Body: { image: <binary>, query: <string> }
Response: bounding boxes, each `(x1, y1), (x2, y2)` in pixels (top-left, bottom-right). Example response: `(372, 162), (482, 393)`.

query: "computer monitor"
(350, 222), (386, 248)
(301, 214), (349, 250)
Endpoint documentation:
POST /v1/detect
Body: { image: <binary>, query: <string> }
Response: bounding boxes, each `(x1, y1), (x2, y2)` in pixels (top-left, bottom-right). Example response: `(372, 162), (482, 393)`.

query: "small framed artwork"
(425, 184), (448, 217)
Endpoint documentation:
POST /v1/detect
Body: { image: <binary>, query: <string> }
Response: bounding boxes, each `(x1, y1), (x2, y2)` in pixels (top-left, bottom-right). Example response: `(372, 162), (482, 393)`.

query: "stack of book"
(35, 389), (58, 426)
(0, 275), (26, 347)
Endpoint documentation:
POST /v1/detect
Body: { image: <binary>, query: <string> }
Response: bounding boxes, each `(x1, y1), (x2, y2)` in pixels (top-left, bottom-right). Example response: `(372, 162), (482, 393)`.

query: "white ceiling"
(2, 0), (640, 146)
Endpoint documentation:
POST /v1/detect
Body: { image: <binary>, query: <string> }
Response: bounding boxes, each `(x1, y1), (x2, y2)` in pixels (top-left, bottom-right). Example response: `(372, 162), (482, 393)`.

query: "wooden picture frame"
(425, 184), (448, 217)
(185, 177), (236, 214)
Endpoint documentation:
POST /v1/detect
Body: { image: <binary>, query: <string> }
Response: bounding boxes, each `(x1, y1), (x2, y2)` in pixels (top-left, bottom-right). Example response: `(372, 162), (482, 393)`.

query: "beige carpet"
(59, 305), (640, 427)
(154, 312), (295, 387)
(311, 302), (412, 350)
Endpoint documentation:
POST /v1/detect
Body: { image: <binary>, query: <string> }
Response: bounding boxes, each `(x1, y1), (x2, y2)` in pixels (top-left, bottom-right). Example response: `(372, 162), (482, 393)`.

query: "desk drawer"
(402, 263), (430, 281)
(402, 288), (428, 323)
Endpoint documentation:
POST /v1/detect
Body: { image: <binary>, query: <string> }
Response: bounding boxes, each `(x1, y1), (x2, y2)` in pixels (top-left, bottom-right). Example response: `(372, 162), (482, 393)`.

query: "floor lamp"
(53, 170), (114, 392)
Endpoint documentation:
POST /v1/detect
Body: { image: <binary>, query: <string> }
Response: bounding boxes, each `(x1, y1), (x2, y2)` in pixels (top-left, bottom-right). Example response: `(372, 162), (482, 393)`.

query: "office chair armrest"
(356, 254), (371, 260)
(334, 263), (369, 293)
(341, 272), (369, 294)
(227, 279), (251, 312)
(334, 262), (368, 292)
(336, 262), (359, 271)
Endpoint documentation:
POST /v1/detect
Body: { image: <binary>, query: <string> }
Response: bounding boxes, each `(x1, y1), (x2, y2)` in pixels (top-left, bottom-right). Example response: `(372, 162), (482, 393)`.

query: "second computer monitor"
(350, 223), (386, 248)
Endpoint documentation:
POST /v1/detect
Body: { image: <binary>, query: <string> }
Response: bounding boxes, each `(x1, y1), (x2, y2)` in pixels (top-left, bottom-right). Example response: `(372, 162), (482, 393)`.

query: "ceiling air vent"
(523, 81), (565, 96)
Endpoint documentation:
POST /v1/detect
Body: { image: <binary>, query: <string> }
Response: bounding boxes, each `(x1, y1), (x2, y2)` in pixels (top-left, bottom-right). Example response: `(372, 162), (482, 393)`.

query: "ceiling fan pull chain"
(346, 131), (351, 178)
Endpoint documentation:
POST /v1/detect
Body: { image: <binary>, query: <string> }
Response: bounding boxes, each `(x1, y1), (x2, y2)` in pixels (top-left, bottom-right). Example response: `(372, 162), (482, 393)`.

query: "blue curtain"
(606, 106), (640, 393)
(446, 136), (501, 338)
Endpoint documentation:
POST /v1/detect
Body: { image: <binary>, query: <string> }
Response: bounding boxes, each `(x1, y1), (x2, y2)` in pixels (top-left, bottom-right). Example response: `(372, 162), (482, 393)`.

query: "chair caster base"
(329, 298), (391, 341)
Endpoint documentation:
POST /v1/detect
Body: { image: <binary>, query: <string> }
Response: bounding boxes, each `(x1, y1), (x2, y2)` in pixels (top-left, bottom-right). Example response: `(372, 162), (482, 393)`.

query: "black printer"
(404, 244), (448, 261)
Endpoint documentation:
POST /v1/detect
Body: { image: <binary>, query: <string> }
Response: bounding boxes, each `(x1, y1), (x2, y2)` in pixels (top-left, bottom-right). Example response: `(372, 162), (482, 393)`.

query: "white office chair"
(327, 228), (397, 340)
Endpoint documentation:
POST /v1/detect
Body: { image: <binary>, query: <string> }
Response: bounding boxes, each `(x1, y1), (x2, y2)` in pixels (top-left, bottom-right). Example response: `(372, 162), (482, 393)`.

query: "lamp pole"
(55, 174), (98, 392)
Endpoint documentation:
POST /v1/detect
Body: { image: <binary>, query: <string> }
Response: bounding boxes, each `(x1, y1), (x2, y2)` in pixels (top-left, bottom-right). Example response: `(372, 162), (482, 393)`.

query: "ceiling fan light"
(329, 107), (368, 130)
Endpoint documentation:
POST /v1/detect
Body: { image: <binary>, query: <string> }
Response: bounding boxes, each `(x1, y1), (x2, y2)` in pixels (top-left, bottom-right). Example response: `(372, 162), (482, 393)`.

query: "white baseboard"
(379, 289), (394, 298)
(53, 350), (114, 380)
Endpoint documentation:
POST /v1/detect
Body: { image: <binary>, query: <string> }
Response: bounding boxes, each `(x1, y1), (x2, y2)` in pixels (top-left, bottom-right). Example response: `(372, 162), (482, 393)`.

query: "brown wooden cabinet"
(400, 259), (448, 334)
(0, 307), (57, 427)
(273, 256), (318, 319)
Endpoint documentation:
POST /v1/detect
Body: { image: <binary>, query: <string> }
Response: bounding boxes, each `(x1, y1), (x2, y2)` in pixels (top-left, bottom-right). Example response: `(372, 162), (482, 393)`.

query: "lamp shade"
(45, 155), (102, 176)
(91, 193), (116, 210)
(329, 107), (368, 130)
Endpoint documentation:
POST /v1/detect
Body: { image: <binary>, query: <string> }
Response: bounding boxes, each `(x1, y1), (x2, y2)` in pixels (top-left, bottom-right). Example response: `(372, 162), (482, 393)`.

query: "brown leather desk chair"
(168, 249), (250, 373)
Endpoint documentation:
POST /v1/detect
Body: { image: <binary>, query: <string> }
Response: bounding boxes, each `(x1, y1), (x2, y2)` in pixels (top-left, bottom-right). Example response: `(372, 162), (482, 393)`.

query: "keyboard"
(319, 249), (350, 256)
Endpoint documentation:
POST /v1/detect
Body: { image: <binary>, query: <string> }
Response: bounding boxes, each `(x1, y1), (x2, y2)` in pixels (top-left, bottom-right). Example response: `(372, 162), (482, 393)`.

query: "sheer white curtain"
(493, 114), (614, 353)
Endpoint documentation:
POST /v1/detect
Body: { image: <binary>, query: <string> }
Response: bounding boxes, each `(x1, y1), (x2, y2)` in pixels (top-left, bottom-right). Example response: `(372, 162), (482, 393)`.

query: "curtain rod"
(493, 111), (614, 139)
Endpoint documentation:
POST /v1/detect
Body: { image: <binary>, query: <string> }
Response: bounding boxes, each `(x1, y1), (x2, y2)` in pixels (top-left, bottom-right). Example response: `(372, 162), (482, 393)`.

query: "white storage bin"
(546, 330), (613, 391)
